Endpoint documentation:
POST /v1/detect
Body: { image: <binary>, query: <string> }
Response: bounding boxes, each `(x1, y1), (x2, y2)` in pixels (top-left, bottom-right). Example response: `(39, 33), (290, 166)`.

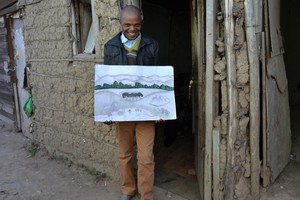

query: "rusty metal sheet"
(266, 55), (291, 183)
(266, 54), (288, 93)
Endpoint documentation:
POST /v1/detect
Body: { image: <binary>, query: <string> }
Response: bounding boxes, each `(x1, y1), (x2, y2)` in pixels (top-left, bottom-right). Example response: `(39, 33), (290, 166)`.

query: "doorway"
(281, 1), (300, 163)
(142, 1), (200, 199)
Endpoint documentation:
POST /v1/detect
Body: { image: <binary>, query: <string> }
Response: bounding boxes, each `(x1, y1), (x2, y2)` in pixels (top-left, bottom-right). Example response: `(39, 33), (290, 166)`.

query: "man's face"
(120, 12), (142, 40)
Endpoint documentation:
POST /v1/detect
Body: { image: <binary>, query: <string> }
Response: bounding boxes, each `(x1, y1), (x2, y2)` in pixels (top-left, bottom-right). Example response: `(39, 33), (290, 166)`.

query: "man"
(103, 5), (159, 200)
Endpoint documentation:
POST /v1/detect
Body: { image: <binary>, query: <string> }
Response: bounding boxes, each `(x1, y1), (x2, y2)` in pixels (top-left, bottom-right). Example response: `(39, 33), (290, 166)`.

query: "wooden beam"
(205, 0), (217, 199)
(224, 0), (239, 199)
(244, 0), (261, 199)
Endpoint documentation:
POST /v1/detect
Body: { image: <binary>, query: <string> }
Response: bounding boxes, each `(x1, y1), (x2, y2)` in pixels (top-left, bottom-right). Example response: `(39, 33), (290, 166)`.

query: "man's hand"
(104, 120), (114, 125)
(155, 119), (165, 123)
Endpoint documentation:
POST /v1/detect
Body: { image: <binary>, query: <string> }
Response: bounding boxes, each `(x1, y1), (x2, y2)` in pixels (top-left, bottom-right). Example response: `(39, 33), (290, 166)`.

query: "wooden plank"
(254, 0), (263, 32)
(0, 3), (18, 16)
(0, 35), (6, 41)
(213, 128), (220, 200)
(190, 0), (205, 199)
(224, 0), (239, 199)
(267, 0), (282, 57)
(18, 0), (42, 7)
(0, 47), (8, 55)
(6, 17), (20, 130)
(0, 101), (14, 114)
(0, 88), (13, 98)
(205, 0), (217, 199)
(0, 27), (7, 35)
(5, 18), (15, 83)
(0, 0), (17, 10)
(0, 111), (14, 124)
(0, 54), (9, 61)
(0, 42), (7, 48)
(0, 91), (14, 103)
(261, 32), (271, 187)
(91, 0), (100, 58)
(244, 0), (261, 199)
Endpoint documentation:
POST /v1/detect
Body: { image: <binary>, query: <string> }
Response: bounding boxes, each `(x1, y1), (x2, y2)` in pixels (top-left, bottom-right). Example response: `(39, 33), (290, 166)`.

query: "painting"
(94, 64), (177, 122)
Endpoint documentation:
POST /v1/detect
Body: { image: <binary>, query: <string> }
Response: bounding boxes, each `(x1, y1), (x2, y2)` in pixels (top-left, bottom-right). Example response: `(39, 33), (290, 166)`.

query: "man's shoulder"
(142, 34), (157, 43)
(141, 34), (158, 48)
(105, 32), (122, 46)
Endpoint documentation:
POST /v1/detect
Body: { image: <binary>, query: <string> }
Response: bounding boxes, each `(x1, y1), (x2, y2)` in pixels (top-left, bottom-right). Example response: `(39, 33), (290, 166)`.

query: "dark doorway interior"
(142, 1), (200, 199)
(281, 1), (300, 163)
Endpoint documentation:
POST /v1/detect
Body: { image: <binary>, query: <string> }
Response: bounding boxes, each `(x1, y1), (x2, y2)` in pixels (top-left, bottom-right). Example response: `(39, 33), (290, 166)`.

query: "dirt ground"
(260, 161), (300, 200)
(1, 120), (300, 200)
(0, 127), (121, 200)
(0, 125), (187, 200)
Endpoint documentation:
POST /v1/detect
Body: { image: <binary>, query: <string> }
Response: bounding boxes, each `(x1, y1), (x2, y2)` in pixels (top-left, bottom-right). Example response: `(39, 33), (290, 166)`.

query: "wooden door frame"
(5, 16), (21, 131)
(190, 0), (206, 199)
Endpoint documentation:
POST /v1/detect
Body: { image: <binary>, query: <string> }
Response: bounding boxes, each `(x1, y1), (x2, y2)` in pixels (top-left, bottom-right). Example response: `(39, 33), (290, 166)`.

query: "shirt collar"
(120, 32), (141, 48)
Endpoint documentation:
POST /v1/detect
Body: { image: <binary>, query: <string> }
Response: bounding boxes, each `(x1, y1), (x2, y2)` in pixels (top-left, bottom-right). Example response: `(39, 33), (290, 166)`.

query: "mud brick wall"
(93, 0), (120, 57)
(23, 0), (120, 180)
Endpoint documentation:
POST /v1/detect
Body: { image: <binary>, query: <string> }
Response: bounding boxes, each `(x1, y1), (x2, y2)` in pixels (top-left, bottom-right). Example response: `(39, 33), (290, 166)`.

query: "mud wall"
(214, 0), (251, 199)
(24, 0), (120, 180)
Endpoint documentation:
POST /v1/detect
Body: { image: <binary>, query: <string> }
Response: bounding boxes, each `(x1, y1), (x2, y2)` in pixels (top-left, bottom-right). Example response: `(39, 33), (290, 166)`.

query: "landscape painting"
(94, 64), (177, 122)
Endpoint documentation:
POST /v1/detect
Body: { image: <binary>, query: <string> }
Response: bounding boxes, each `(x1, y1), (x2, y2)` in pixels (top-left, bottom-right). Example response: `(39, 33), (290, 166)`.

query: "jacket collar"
(109, 32), (152, 49)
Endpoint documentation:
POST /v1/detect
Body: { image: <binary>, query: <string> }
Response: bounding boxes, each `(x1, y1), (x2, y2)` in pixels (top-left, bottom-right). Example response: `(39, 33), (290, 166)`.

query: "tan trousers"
(116, 121), (155, 200)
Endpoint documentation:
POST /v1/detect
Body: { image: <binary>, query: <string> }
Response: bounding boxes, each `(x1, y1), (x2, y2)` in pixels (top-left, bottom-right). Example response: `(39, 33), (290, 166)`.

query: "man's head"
(120, 5), (142, 40)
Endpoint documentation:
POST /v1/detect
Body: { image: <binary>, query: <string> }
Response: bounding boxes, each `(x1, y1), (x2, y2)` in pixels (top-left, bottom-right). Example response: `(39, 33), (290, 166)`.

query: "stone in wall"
(236, 42), (249, 85)
(221, 80), (228, 112)
(238, 89), (248, 108)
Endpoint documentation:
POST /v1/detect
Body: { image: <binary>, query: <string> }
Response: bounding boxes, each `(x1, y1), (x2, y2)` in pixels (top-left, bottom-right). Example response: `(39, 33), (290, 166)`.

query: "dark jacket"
(104, 32), (159, 66)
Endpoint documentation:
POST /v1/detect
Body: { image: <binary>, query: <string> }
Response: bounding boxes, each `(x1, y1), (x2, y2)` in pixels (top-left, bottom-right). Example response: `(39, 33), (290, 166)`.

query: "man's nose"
(129, 25), (135, 30)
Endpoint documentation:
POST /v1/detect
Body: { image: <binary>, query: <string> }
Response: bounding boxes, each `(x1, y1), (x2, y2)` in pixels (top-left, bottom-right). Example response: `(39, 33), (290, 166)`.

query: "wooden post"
(244, 0), (261, 199)
(191, 0), (205, 199)
(224, 0), (239, 199)
(205, 0), (217, 199)
(91, 0), (100, 58)
(261, 32), (271, 187)
(213, 128), (221, 200)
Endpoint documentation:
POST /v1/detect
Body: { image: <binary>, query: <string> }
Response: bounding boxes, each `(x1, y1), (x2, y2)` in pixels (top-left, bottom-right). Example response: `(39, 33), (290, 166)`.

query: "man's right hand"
(104, 120), (114, 125)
